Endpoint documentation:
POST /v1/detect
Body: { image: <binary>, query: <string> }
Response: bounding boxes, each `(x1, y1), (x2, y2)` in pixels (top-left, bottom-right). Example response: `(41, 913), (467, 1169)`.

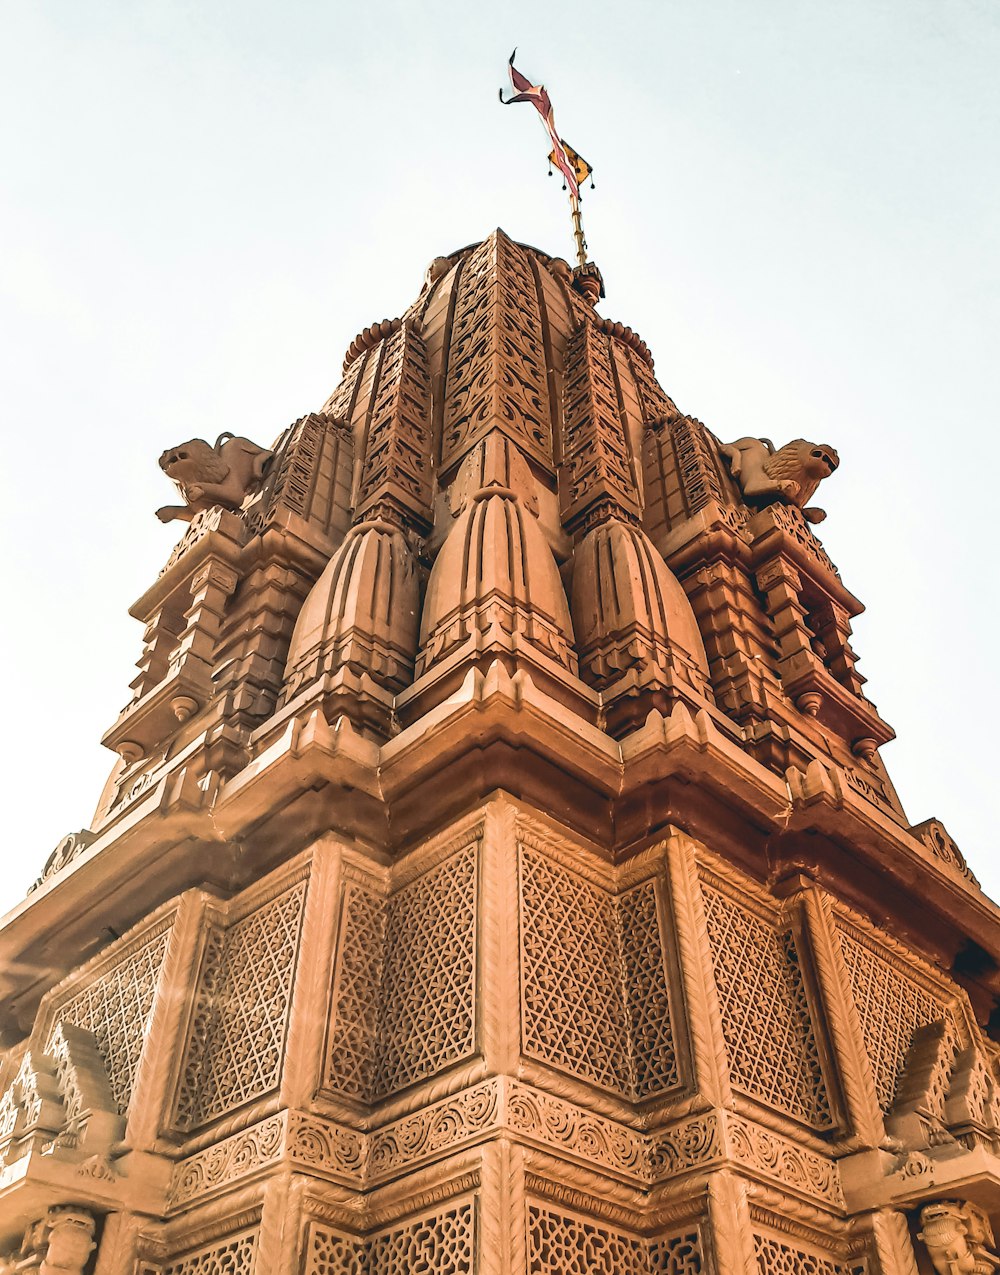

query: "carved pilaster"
(480, 800), (521, 1075)
(665, 832), (732, 1109)
(800, 884), (886, 1149)
(707, 1170), (758, 1275)
(870, 1208), (921, 1275)
(279, 837), (345, 1108)
(480, 1138), (527, 1275)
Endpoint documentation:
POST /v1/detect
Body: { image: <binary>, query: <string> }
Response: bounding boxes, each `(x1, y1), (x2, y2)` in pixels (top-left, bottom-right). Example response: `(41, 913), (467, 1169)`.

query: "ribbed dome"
(571, 517), (709, 687)
(418, 485), (576, 676)
(284, 520), (418, 701)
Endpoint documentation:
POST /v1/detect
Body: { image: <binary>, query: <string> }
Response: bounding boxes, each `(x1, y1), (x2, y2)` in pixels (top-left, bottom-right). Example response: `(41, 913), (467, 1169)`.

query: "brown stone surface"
(1, 230), (998, 1271)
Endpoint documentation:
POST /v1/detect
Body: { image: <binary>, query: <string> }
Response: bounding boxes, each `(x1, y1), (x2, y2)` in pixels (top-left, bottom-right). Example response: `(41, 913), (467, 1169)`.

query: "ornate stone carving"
(241, 410), (354, 542)
(722, 436), (839, 523)
(910, 819), (979, 886)
(368, 1079), (499, 1181)
(0, 1208), (97, 1275)
(355, 319), (434, 527)
(156, 433), (273, 523)
(507, 1083), (647, 1181)
(752, 1234), (864, 1274)
(726, 1114), (843, 1207)
(648, 1113), (723, 1181)
(46, 919), (172, 1114)
(174, 880), (306, 1129)
(38, 1207), (96, 1275)
(372, 842), (478, 1098)
(169, 1112), (287, 1209)
(838, 925), (953, 1111)
(287, 1109), (366, 1180)
(156, 1228), (259, 1275)
(918, 1201), (1000, 1275)
(518, 845), (681, 1098)
(560, 319), (641, 530)
(527, 1204), (648, 1275)
(701, 880), (832, 1126)
(325, 841), (479, 1102)
(303, 1203), (475, 1275)
(885, 1019), (958, 1152)
(325, 879), (387, 1100)
(342, 315), (403, 371)
(417, 434), (578, 691)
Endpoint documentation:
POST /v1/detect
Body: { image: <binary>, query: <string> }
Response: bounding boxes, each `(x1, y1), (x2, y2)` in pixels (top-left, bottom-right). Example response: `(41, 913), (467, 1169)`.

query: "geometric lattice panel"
(325, 880), (386, 1100)
(158, 1228), (258, 1275)
(527, 1204), (648, 1275)
(174, 880), (306, 1129)
(753, 1234), (865, 1274)
(839, 927), (953, 1111)
(372, 844), (478, 1099)
(47, 920), (171, 1114)
(649, 1232), (705, 1273)
(519, 847), (631, 1094)
(702, 883), (832, 1127)
(304, 1202), (475, 1275)
(620, 880), (679, 1097)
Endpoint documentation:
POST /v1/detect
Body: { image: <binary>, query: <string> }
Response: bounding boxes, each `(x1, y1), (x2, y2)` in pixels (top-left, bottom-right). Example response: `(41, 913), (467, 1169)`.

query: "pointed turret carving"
(280, 321), (432, 734)
(354, 319), (434, 528)
(560, 320), (640, 532)
(441, 231), (553, 475)
(560, 321), (711, 729)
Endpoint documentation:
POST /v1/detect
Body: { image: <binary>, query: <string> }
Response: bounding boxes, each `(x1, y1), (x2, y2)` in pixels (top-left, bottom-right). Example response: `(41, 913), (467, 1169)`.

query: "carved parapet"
(28, 831), (96, 894)
(911, 820), (979, 887)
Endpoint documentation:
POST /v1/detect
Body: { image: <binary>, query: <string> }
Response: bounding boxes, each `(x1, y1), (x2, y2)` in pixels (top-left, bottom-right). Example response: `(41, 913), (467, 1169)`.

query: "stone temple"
(2, 230), (999, 1274)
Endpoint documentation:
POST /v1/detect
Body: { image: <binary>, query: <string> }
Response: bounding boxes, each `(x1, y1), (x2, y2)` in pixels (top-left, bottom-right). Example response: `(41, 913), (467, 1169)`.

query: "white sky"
(1, 0), (997, 913)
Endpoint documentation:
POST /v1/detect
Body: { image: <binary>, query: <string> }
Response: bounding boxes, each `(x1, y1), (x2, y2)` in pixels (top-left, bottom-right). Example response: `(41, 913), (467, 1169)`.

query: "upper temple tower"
(2, 230), (998, 1275)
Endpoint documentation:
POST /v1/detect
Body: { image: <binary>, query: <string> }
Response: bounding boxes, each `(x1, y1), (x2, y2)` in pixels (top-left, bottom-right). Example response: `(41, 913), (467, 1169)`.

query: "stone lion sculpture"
(919, 1200), (999, 1274)
(156, 433), (273, 523)
(721, 437), (839, 524)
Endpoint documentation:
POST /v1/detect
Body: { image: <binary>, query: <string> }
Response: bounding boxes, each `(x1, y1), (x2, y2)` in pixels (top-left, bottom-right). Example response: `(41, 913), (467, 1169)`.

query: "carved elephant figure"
(919, 1201), (1000, 1275)
(156, 432), (273, 523)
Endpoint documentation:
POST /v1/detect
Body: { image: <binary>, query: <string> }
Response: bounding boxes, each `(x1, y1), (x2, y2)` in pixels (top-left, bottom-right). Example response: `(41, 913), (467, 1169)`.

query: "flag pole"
(570, 200), (587, 268)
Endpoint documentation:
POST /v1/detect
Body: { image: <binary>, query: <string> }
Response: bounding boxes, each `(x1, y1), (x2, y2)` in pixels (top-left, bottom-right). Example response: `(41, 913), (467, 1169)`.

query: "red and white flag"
(499, 50), (581, 200)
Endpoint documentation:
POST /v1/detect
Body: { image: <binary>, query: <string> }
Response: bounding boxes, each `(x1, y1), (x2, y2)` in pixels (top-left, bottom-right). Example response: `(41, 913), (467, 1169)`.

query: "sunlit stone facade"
(2, 232), (998, 1273)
